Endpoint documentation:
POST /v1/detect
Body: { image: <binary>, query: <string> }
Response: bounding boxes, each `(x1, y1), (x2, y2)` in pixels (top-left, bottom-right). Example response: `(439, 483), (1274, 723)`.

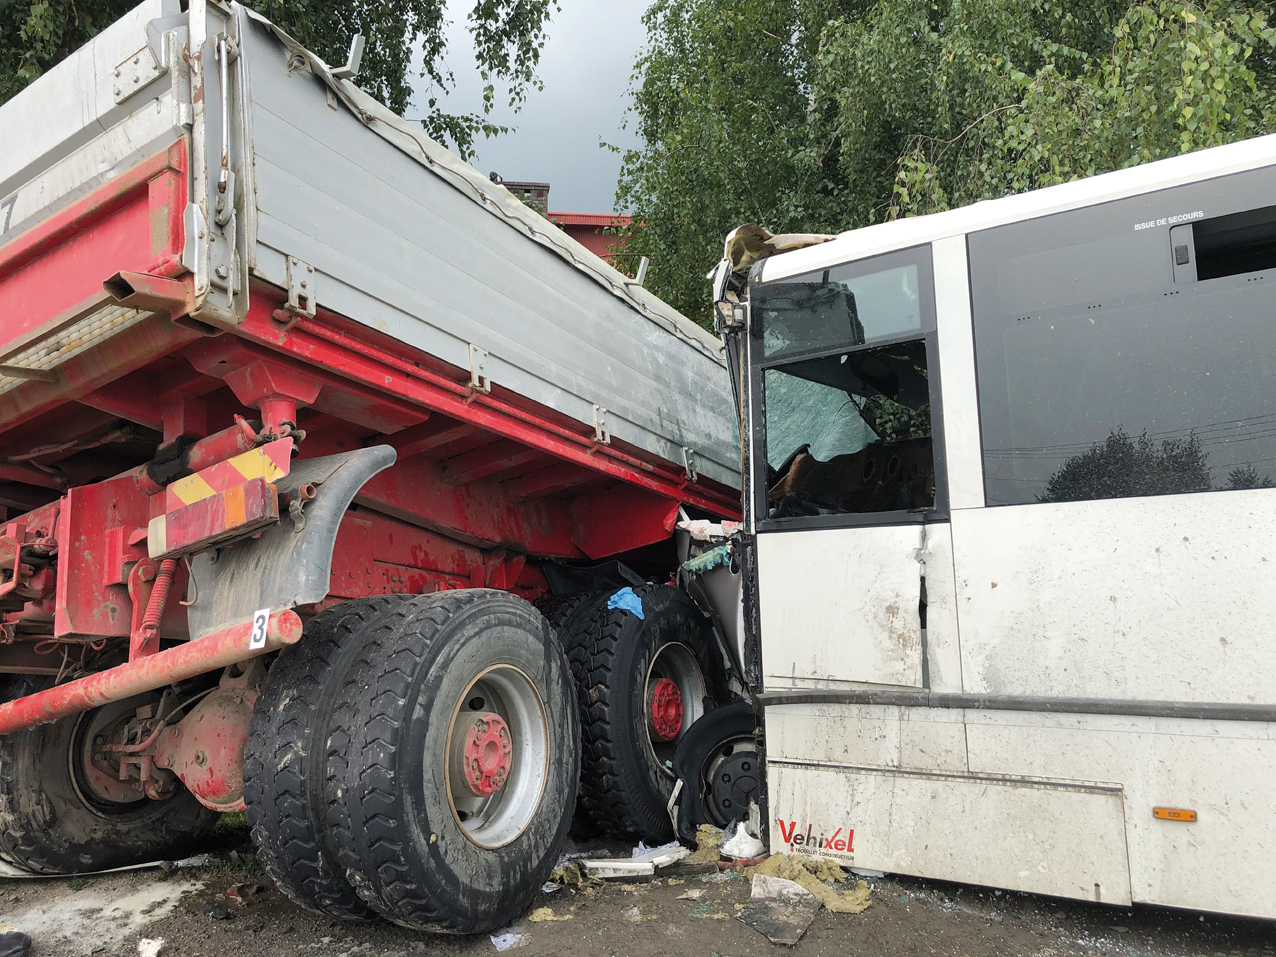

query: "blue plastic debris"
(682, 544), (731, 578)
(607, 586), (645, 620)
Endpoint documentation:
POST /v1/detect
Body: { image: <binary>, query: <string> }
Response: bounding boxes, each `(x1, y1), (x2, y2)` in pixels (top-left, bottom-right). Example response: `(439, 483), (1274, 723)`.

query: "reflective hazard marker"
(1153, 807), (1198, 822)
(147, 439), (292, 559)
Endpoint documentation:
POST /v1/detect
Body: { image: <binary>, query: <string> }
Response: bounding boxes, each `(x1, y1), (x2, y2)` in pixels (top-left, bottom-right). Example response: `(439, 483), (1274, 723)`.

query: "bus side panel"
(966, 711), (1276, 919)
(949, 491), (1276, 705)
(757, 526), (926, 690)
(766, 740), (1133, 905)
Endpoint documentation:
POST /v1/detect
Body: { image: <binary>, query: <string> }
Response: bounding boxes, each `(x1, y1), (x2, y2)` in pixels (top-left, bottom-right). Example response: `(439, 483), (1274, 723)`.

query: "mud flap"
(185, 446), (396, 640)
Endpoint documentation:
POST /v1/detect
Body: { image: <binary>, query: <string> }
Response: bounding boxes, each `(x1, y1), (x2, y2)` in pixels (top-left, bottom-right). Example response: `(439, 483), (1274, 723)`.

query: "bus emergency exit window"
(1193, 204), (1276, 281)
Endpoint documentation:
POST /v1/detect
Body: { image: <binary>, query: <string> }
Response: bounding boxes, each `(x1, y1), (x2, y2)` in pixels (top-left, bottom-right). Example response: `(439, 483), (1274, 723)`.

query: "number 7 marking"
(1, 196), (14, 233)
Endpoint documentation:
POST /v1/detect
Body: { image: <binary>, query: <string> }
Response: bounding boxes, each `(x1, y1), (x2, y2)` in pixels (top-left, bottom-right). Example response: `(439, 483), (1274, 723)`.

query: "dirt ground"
(1, 822), (1272, 957)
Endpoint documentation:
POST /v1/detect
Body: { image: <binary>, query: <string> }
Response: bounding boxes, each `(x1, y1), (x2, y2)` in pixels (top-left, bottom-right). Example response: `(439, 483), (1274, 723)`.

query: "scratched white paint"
(757, 143), (1276, 920)
(964, 709), (1276, 919)
(950, 490), (1276, 702)
(767, 703), (968, 773)
(768, 759), (1133, 904)
(758, 525), (926, 690)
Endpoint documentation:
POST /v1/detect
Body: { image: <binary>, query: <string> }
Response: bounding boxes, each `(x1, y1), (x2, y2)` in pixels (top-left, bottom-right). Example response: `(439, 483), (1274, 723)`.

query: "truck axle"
(0, 611), (301, 735)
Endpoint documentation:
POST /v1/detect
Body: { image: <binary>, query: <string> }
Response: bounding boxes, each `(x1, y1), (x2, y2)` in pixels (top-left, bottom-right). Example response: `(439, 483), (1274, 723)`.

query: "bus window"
(753, 251), (924, 363)
(1192, 204), (1276, 280)
(752, 244), (939, 523)
(969, 167), (1276, 507)
(763, 341), (935, 518)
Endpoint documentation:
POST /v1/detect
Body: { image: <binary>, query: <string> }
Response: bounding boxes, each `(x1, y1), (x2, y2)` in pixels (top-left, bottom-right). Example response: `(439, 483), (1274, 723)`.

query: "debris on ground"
(547, 860), (586, 887)
(737, 874), (822, 946)
(721, 824), (767, 861)
(751, 875), (814, 900)
(686, 824), (726, 863)
(850, 867), (886, 879)
(677, 888), (706, 900)
(226, 882), (264, 901)
(689, 900), (731, 919)
(527, 907), (572, 922)
(623, 906), (658, 922)
(489, 932), (524, 951)
(747, 854), (872, 914)
(202, 901), (231, 920)
(540, 882), (561, 894)
(582, 842), (689, 879)
(0, 931), (30, 957)
(137, 941), (164, 957)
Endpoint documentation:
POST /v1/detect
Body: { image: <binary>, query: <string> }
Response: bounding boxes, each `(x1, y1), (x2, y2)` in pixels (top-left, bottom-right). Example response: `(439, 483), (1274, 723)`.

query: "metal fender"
(186, 445), (397, 640)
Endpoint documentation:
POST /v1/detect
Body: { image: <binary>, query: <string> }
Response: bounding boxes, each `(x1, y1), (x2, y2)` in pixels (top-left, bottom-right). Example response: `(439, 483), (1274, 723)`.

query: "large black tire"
(243, 596), (408, 918)
(562, 584), (719, 842)
(324, 590), (579, 933)
(0, 676), (217, 874)
(672, 700), (759, 845)
(534, 592), (598, 632)
(535, 591), (609, 839)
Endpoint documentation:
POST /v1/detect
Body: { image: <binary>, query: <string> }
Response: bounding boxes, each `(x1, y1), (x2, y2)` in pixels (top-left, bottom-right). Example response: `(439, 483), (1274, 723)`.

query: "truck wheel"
(534, 592), (597, 631)
(324, 590), (579, 933)
(672, 700), (759, 844)
(536, 591), (608, 838)
(243, 596), (408, 918)
(562, 584), (718, 842)
(0, 676), (217, 874)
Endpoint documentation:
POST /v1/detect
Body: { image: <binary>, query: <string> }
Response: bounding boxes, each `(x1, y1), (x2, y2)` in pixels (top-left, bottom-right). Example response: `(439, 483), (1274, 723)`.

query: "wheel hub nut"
(649, 678), (684, 741)
(463, 712), (513, 796)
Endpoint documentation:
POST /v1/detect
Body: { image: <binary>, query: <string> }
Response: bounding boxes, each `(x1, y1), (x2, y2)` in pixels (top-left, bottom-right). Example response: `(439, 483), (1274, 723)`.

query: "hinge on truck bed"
(592, 405), (611, 446)
(468, 344), (491, 395)
(113, 45), (167, 104)
(682, 447), (699, 483)
(269, 257), (317, 330)
(287, 257), (316, 317)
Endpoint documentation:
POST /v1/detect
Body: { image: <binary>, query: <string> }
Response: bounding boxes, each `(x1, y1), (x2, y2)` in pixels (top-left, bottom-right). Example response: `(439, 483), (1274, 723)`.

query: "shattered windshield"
(754, 262), (922, 362)
(763, 341), (934, 517)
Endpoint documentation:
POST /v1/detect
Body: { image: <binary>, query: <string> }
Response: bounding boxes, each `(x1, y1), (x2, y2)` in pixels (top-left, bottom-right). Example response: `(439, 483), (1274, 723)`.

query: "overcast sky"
(410, 1), (649, 214)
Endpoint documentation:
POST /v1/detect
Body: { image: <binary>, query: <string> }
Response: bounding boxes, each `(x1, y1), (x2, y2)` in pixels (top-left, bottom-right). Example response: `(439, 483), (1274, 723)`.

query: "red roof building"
(490, 177), (631, 269)
(548, 211), (631, 265)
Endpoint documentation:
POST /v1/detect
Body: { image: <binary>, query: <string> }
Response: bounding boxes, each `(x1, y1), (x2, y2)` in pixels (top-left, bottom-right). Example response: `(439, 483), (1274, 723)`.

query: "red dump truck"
(0, 0), (741, 932)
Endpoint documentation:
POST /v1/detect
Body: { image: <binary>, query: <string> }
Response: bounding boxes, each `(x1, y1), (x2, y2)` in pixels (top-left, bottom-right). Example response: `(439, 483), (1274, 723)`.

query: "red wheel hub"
(463, 712), (513, 797)
(649, 678), (684, 742)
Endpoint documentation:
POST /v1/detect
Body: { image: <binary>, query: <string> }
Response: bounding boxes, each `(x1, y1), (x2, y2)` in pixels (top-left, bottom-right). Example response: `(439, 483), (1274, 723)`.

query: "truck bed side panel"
(239, 19), (737, 487)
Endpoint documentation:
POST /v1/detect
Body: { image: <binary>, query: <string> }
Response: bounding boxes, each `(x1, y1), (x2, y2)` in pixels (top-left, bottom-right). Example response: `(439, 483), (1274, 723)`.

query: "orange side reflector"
(1153, 807), (1197, 822)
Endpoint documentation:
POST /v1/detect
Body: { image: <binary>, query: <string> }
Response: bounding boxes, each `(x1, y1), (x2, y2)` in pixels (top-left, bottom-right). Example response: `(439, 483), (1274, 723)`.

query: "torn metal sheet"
(737, 894), (821, 946)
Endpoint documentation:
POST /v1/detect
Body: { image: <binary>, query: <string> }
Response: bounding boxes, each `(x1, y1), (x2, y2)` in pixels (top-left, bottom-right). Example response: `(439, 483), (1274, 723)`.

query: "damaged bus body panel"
(714, 134), (1276, 920)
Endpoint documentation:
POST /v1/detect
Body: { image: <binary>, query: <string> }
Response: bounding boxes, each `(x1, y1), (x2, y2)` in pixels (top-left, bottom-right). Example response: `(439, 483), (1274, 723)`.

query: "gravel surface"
(1, 825), (1271, 957)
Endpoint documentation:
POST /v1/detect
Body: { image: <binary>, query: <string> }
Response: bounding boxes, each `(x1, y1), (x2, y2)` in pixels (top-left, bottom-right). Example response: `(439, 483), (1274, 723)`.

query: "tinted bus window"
(968, 165), (1276, 507)
(753, 250), (924, 362)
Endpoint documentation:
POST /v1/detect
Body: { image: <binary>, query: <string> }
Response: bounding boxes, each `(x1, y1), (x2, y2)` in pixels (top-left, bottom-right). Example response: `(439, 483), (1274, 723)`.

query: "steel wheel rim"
(702, 734), (758, 826)
(444, 665), (549, 849)
(71, 699), (155, 813)
(642, 642), (707, 779)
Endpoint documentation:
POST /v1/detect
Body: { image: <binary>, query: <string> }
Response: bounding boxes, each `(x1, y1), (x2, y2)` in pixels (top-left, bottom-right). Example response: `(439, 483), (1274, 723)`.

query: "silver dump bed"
(0, 0), (738, 490)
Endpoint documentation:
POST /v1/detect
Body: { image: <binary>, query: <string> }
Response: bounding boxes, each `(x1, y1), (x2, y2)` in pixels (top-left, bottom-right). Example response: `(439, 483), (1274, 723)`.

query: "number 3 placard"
(249, 608), (271, 650)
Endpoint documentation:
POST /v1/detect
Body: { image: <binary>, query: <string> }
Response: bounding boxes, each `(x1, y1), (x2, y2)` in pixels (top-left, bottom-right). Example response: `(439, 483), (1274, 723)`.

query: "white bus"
(713, 133), (1276, 919)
